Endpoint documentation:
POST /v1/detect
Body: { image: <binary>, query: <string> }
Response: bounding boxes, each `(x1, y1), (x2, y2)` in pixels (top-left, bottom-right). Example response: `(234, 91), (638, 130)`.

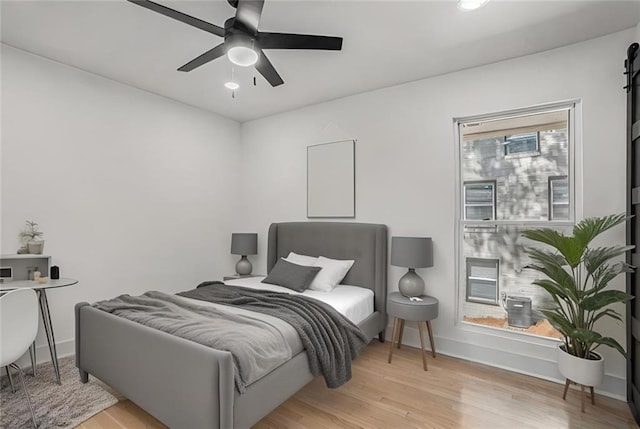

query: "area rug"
(0, 356), (118, 428)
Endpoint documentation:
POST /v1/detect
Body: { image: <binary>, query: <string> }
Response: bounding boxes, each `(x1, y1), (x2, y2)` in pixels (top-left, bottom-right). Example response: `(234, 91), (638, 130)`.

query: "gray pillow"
(261, 258), (322, 292)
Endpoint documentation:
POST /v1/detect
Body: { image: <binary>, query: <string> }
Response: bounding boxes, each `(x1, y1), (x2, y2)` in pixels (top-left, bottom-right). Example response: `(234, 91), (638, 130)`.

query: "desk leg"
(5, 366), (15, 393)
(37, 290), (61, 385)
(29, 343), (36, 376)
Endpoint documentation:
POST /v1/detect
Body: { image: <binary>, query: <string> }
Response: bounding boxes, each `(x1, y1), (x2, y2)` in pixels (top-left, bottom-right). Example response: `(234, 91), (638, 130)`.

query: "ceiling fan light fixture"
(224, 81), (240, 90)
(227, 46), (258, 67)
(457, 0), (489, 11)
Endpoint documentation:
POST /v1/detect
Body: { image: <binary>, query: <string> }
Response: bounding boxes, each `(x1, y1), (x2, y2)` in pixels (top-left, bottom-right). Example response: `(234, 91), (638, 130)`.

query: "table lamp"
(391, 237), (433, 297)
(231, 233), (258, 276)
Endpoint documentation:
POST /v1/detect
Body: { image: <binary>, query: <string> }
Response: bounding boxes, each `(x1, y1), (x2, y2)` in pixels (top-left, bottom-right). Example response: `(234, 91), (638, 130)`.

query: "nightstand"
(223, 274), (262, 281)
(387, 291), (439, 371)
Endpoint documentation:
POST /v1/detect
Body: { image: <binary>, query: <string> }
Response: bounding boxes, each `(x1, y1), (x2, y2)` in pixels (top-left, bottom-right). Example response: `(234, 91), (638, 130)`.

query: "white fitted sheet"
(224, 276), (374, 325)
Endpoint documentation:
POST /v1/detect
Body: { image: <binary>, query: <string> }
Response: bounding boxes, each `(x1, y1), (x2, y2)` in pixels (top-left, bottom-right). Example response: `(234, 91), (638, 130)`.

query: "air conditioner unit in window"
(501, 295), (532, 328)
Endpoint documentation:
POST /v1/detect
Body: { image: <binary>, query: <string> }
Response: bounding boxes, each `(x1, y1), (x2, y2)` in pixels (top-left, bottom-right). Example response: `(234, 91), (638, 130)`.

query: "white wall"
(1, 45), (241, 360)
(239, 29), (635, 398)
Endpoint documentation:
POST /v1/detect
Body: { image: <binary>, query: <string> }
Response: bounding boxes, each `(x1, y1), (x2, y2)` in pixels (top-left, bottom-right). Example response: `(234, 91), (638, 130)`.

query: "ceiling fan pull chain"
(232, 90), (235, 99)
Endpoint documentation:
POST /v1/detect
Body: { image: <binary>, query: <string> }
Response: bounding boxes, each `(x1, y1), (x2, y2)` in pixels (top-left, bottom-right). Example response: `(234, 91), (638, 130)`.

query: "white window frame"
(504, 131), (540, 157)
(463, 180), (496, 221)
(466, 257), (500, 305)
(549, 175), (569, 220)
(453, 100), (581, 331)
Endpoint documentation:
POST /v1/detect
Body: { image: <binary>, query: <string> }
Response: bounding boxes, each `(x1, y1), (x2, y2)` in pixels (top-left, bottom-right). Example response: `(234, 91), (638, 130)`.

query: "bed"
(75, 221), (387, 428)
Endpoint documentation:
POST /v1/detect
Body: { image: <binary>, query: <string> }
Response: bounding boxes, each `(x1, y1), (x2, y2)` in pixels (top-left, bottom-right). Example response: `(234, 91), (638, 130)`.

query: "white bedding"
(224, 276), (374, 325)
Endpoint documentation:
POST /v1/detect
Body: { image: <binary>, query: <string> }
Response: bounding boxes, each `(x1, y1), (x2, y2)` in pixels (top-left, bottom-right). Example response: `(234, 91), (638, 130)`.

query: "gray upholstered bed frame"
(75, 221), (387, 428)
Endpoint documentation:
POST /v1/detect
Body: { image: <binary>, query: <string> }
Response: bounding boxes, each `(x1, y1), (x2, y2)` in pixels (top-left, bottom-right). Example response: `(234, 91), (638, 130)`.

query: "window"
(457, 103), (575, 338)
(466, 258), (499, 305)
(549, 176), (569, 220)
(504, 132), (539, 157)
(464, 181), (496, 220)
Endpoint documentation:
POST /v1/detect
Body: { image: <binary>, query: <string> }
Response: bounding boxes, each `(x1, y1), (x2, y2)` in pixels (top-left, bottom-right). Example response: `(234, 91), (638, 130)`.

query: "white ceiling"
(2, 0), (640, 122)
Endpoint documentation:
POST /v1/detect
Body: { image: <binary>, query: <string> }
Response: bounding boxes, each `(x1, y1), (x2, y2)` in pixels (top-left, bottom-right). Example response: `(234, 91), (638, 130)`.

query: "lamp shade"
(391, 237), (433, 269)
(231, 233), (258, 255)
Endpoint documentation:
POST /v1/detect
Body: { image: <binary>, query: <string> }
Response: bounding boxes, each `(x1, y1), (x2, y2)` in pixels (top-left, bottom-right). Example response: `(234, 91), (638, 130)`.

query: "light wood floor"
(78, 341), (636, 428)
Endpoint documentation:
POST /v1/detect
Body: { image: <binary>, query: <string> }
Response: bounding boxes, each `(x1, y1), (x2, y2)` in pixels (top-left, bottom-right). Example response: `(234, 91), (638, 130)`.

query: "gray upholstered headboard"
(267, 222), (388, 318)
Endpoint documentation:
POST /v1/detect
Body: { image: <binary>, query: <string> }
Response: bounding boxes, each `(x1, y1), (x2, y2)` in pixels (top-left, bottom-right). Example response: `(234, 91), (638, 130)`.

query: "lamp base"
(236, 255), (253, 276)
(398, 268), (425, 297)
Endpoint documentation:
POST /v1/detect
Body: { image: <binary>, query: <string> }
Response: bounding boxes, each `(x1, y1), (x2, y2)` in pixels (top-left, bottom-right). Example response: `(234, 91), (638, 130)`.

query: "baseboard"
(19, 332), (628, 402)
(388, 324), (627, 401)
(14, 338), (75, 369)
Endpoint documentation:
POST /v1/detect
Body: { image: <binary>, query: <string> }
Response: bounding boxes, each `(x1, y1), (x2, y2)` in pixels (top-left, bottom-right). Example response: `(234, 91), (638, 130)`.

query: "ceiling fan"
(127, 0), (343, 87)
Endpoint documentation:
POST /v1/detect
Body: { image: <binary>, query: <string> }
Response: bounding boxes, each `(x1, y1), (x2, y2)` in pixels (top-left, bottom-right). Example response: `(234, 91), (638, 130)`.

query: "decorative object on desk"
(0, 356), (118, 429)
(231, 233), (258, 276)
(18, 220), (44, 255)
(50, 266), (60, 280)
(26, 267), (38, 281)
(523, 213), (633, 411)
(391, 237), (434, 297)
(0, 267), (13, 283)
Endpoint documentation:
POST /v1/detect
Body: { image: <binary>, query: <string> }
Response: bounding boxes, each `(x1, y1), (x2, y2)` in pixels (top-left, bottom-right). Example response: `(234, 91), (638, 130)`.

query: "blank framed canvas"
(307, 140), (355, 218)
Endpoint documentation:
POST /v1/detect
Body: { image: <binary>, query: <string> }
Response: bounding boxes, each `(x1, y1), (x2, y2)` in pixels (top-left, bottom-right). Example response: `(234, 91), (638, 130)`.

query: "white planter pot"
(27, 240), (44, 255)
(557, 344), (604, 387)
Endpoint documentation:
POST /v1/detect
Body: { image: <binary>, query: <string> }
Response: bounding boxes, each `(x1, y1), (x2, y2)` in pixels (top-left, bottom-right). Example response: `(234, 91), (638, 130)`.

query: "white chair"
(1, 288), (39, 427)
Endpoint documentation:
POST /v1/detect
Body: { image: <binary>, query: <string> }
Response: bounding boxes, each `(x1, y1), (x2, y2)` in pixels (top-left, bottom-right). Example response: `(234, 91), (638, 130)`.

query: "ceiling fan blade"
(256, 51), (284, 87)
(127, 0), (224, 37)
(257, 32), (342, 50)
(177, 44), (227, 72)
(233, 0), (265, 35)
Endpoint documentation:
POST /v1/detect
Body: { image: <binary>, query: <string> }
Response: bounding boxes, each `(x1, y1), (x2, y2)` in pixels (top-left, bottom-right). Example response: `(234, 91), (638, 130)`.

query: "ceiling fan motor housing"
(224, 18), (258, 53)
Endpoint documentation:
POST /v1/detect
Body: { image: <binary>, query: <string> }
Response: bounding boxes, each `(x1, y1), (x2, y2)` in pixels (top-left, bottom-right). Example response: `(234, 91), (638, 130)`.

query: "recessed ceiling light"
(457, 0), (489, 11)
(224, 81), (240, 90)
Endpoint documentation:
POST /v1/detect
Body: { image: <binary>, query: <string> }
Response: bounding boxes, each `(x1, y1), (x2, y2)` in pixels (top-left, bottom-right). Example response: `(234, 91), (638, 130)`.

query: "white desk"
(0, 278), (78, 384)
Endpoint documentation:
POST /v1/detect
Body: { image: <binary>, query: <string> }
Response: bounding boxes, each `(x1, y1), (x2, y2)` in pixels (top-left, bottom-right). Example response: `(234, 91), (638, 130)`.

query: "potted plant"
(19, 220), (45, 254)
(522, 214), (633, 390)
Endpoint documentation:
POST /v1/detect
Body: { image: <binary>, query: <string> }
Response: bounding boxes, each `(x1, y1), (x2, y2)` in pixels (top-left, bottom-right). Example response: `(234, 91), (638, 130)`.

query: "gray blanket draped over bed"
(93, 290), (292, 393)
(94, 283), (368, 394)
(179, 283), (369, 388)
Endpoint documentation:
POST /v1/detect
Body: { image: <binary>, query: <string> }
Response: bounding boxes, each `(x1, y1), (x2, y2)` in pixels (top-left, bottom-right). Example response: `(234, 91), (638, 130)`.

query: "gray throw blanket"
(179, 282), (369, 389)
(93, 290), (292, 393)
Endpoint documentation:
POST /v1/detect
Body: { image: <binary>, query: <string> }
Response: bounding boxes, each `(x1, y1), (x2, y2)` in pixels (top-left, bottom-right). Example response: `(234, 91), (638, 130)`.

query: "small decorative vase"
(27, 240), (45, 255)
(557, 344), (604, 387)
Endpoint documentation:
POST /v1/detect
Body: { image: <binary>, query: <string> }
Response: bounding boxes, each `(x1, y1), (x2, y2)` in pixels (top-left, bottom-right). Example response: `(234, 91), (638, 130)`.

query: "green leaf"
(593, 336), (627, 358)
(532, 279), (576, 303)
(586, 262), (633, 297)
(540, 310), (573, 336)
(523, 229), (584, 268)
(573, 214), (629, 249)
(591, 308), (623, 324)
(582, 290), (633, 311)
(584, 245), (633, 275)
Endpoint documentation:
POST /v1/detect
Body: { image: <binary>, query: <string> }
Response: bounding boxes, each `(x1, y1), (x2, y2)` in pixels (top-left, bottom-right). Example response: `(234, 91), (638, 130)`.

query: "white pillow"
(285, 252), (318, 266)
(308, 256), (355, 292)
